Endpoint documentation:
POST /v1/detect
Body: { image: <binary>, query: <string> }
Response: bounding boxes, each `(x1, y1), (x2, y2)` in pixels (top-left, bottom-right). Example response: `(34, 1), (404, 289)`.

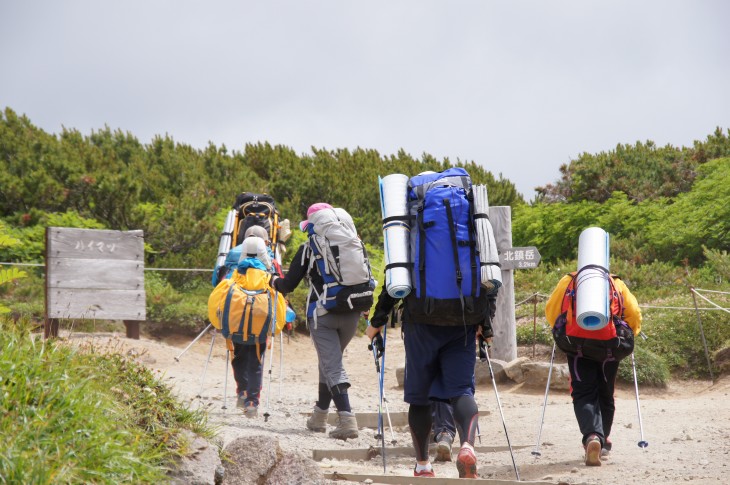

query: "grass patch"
(0, 317), (214, 483)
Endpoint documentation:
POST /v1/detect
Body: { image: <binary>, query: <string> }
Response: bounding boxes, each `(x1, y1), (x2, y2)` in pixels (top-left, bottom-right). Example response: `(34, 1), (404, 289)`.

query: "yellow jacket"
(545, 273), (642, 336)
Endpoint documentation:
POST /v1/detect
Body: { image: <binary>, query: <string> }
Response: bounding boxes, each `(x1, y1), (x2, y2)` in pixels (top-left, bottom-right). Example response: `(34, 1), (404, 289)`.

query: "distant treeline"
(0, 108), (520, 271)
(1, 107), (729, 269)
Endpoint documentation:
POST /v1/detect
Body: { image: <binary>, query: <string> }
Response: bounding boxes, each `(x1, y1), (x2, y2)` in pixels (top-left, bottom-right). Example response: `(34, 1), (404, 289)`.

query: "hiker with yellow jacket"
(545, 270), (641, 466)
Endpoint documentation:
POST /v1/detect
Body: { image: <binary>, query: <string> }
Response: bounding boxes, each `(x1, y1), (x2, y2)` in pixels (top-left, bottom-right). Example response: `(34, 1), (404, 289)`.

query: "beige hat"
(240, 236), (271, 270)
(244, 225), (270, 242)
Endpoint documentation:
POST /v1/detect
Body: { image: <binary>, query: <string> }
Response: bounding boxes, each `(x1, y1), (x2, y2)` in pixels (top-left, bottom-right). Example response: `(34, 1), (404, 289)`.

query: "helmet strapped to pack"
(233, 192), (279, 247)
(303, 207), (375, 322)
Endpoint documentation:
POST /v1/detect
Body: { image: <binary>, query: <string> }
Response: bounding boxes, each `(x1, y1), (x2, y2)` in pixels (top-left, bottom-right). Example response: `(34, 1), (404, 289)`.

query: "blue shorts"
(403, 322), (477, 405)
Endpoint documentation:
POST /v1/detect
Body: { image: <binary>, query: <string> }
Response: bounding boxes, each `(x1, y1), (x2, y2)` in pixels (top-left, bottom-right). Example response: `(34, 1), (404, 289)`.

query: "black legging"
(409, 396), (479, 461)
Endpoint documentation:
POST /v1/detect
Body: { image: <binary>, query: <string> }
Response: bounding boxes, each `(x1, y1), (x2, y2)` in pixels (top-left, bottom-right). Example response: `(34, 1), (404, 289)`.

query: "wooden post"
(123, 320), (140, 340)
(44, 318), (60, 339)
(489, 206), (517, 362)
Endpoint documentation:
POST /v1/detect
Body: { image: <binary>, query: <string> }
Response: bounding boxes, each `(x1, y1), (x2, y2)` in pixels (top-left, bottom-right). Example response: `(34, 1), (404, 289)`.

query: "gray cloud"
(2, 0), (729, 199)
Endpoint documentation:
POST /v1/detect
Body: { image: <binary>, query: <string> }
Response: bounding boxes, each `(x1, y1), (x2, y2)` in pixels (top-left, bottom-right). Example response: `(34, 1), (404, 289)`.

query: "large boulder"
(222, 435), (324, 485)
(521, 362), (571, 390)
(167, 430), (223, 485)
(475, 358), (508, 384)
(502, 357), (530, 383)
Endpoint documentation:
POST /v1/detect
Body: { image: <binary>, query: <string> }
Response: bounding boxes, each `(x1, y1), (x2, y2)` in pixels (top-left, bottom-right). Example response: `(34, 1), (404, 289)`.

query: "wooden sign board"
(46, 227), (146, 321)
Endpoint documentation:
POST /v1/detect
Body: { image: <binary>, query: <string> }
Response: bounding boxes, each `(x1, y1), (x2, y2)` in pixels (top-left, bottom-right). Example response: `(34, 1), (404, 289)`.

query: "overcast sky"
(1, 1), (729, 200)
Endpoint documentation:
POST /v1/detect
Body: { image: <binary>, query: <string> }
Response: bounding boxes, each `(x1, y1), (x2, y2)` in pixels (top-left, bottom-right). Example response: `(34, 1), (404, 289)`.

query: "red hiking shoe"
(413, 465), (435, 477)
(456, 446), (478, 478)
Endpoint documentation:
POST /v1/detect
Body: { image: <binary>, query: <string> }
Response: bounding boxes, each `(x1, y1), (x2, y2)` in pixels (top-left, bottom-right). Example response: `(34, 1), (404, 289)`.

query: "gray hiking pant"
(309, 311), (360, 390)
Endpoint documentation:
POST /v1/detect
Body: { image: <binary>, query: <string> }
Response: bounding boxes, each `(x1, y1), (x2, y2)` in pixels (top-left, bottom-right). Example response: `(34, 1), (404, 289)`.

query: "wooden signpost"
(45, 227), (146, 339)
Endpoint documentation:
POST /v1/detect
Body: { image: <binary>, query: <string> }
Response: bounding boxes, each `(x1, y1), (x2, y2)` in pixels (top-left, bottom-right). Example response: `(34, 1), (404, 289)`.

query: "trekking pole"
(380, 323), (397, 445)
(263, 290), (280, 422)
(278, 331), (284, 400)
(175, 323), (212, 362)
(222, 348), (230, 411)
(630, 353), (649, 448)
(479, 336), (520, 481)
(532, 342), (556, 457)
(368, 326), (387, 473)
(196, 329), (217, 398)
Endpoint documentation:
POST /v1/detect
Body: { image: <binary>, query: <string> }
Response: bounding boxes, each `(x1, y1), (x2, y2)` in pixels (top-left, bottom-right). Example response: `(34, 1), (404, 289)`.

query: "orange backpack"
(552, 265), (634, 365)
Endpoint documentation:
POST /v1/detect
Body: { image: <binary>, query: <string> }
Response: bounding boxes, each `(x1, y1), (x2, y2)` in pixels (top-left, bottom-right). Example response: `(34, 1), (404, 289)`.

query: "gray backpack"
(304, 207), (374, 314)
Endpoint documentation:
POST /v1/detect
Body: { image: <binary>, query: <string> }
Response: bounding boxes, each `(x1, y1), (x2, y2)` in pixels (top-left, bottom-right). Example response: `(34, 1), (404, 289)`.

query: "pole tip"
(638, 441), (649, 448)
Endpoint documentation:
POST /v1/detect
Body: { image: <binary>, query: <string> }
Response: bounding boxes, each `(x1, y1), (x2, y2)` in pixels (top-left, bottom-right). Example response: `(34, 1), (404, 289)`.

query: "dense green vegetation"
(0, 317), (213, 483)
(1, 108), (729, 384)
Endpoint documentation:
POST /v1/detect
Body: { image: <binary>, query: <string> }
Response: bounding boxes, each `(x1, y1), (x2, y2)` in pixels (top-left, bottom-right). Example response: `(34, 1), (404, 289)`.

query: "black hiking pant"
(566, 354), (620, 447)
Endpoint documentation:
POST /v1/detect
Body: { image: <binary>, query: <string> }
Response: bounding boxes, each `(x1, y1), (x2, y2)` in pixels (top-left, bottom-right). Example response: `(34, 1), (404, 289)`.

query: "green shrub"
(516, 322), (552, 346)
(617, 345), (669, 387)
(0, 317), (212, 483)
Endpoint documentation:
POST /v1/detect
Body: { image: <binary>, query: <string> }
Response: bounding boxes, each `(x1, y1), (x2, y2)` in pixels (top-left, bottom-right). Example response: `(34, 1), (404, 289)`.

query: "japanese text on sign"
(74, 240), (117, 252)
(499, 246), (542, 270)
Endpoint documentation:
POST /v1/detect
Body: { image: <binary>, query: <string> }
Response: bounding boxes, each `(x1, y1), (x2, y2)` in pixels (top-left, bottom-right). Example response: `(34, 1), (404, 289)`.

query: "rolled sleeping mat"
(215, 209), (237, 270)
(379, 174), (412, 298)
(576, 226), (611, 330)
(472, 184), (502, 292)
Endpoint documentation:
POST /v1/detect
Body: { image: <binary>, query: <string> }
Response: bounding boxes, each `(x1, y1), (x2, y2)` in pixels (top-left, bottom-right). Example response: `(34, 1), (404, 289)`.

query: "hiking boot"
(584, 434), (602, 466)
(236, 393), (247, 410)
(306, 405), (329, 433)
(413, 465), (436, 477)
(456, 445), (478, 478)
(601, 437), (612, 460)
(434, 432), (454, 462)
(329, 411), (358, 440)
(244, 404), (258, 419)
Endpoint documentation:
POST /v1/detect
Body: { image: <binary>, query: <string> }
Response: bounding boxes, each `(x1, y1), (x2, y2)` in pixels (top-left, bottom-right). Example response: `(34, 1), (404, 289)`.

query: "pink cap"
(299, 202), (333, 231)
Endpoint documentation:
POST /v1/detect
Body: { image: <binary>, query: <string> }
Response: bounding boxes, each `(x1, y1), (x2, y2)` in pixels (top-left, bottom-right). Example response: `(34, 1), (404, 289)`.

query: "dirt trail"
(75, 329), (729, 484)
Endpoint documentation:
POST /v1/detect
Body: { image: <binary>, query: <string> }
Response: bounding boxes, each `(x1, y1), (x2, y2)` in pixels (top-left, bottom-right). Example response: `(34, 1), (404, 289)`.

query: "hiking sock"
(409, 404), (433, 461)
(316, 382), (332, 410)
(451, 395), (479, 446)
(331, 393), (351, 413)
(331, 383), (351, 413)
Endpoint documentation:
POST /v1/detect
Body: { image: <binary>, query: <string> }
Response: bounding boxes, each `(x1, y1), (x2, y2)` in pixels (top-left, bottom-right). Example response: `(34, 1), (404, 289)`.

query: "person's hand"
(365, 324), (381, 341)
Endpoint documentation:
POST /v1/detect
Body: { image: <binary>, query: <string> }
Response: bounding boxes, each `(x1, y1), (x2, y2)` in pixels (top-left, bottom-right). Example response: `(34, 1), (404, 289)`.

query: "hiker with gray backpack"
(272, 202), (375, 440)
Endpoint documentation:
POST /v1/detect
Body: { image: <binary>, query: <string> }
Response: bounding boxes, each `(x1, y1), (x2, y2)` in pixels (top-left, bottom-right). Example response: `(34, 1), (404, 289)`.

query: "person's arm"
(365, 281), (399, 340)
(271, 244), (307, 295)
(616, 278), (642, 335)
(544, 274), (572, 328)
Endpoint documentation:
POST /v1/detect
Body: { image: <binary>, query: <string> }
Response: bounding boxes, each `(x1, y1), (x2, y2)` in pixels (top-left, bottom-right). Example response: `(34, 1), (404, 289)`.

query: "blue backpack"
(406, 167), (487, 323)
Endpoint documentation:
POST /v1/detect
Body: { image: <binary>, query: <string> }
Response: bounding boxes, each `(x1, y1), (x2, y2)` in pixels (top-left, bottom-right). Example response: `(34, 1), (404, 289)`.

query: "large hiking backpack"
(404, 167), (488, 325)
(233, 192), (279, 246)
(552, 266), (634, 363)
(305, 207), (375, 316)
(208, 267), (287, 360)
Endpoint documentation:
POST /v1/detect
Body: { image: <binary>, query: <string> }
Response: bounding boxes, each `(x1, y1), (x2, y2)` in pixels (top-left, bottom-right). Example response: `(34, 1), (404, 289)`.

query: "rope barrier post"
(689, 287), (715, 382)
(685, 267), (715, 382)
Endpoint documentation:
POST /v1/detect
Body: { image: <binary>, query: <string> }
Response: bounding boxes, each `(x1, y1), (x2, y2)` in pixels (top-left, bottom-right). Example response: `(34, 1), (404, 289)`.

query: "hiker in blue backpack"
(545, 268), (642, 466)
(211, 225), (272, 286)
(367, 167), (498, 479)
(208, 235), (287, 418)
(272, 202), (374, 441)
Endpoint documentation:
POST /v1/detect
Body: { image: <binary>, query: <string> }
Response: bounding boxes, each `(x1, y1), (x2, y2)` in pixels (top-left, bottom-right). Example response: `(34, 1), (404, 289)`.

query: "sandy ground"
(74, 328), (729, 484)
